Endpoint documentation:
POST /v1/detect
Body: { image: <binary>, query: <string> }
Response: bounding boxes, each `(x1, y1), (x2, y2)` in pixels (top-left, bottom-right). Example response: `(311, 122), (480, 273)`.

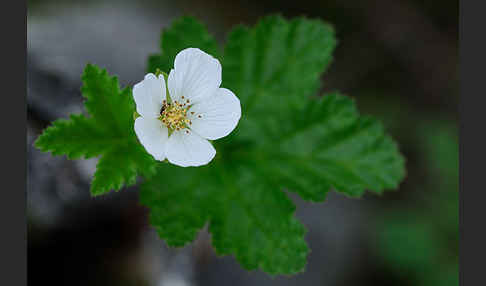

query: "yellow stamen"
(159, 99), (191, 131)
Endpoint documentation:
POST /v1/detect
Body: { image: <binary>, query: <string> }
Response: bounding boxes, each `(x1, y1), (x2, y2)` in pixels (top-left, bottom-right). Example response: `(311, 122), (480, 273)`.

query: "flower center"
(159, 99), (192, 131)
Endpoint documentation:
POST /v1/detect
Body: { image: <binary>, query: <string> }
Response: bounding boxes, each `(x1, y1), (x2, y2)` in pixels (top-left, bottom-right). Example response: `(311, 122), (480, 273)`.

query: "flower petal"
(165, 129), (216, 167)
(167, 48), (222, 105)
(188, 88), (241, 140)
(134, 117), (168, 161)
(133, 73), (166, 118)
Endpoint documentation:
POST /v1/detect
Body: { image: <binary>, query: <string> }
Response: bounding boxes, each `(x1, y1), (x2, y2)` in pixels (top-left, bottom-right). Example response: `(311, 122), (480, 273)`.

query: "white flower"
(133, 48), (241, 167)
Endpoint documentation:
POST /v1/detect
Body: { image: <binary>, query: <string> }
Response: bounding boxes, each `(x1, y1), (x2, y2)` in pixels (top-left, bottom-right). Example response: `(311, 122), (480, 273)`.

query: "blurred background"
(27, 0), (458, 285)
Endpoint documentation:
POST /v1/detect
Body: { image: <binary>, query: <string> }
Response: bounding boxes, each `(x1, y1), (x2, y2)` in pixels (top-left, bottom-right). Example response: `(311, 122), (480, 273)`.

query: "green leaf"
(222, 15), (338, 148)
(81, 64), (134, 136)
(147, 16), (220, 73)
(141, 161), (308, 275)
(223, 15), (336, 114)
(276, 93), (405, 199)
(140, 164), (213, 247)
(224, 93), (405, 202)
(208, 162), (309, 275)
(141, 15), (405, 275)
(35, 64), (156, 195)
(90, 142), (155, 196)
(35, 114), (106, 159)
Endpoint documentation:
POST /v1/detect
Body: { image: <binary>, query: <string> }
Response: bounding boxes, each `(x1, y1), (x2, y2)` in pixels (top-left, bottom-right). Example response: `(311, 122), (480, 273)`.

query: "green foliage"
(36, 15), (406, 275)
(35, 64), (156, 195)
(141, 93), (404, 274)
(34, 114), (106, 159)
(141, 161), (309, 274)
(143, 15), (405, 274)
(147, 16), (220, 73)
(223, 16), (336, 113)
